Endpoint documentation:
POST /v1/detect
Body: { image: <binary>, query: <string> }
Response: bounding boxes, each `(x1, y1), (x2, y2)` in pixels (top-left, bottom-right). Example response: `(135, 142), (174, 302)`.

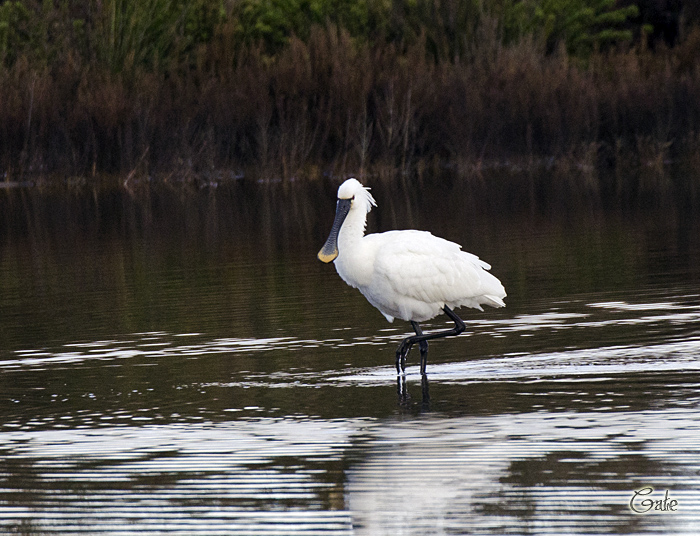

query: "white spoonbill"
(318, 178), (506, 374)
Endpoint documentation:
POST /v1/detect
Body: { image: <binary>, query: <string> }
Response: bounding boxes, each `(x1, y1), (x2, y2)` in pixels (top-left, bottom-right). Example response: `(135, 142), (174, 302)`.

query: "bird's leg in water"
(411, 321), (430, 375)
(395, 306), (466, 374)
(395, 336), (413, 374)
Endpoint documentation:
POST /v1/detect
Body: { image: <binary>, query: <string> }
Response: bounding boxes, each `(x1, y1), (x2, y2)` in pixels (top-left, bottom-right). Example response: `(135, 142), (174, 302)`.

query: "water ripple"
(3, 297), (699, 373)
(0, 418), (363, 535)
(3, 411), (699, 535)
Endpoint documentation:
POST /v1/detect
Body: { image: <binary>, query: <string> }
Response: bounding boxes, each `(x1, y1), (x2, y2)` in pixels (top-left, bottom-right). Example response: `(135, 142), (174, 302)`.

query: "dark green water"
(1, 175), (700, 534)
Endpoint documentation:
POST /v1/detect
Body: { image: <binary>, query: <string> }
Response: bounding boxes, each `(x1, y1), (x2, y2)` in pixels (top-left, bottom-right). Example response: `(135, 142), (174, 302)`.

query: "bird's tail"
(482, 295), (506, 308)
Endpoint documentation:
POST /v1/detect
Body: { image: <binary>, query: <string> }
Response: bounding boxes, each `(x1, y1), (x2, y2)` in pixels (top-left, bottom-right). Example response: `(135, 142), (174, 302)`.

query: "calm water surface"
(1, 175), (700, 535)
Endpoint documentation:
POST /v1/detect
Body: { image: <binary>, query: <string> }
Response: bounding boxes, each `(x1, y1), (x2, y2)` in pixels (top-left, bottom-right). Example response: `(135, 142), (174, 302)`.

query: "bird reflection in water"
(397, 374), (431, 408)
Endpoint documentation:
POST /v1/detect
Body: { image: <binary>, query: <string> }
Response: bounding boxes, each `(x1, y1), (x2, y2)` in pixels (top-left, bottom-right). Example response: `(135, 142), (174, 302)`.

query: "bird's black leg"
(411, 321), (430, 375)
(395, 337), (413, 374)
(394, 306), (466, 374)
(443, 305), (466, 336)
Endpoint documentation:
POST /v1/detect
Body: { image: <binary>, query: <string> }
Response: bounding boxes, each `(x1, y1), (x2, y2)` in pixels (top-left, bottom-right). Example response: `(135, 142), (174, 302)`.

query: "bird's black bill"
(317, 198), (352, 263)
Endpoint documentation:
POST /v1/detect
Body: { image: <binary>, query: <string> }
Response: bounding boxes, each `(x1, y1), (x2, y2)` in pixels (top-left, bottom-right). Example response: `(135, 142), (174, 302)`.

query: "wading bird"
(318, 178), (506, 375)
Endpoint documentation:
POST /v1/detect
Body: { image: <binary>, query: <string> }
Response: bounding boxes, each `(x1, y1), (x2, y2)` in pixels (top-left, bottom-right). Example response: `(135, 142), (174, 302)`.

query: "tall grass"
(0, 1), (699, 206)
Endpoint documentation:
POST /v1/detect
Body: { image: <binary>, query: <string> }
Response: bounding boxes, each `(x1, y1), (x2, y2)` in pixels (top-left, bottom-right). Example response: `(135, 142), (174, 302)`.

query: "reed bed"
(1, 1), (699, 206)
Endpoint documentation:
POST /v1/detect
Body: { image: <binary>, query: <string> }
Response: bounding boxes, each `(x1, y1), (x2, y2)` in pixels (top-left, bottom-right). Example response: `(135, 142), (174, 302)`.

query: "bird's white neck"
(337, 202), (367, 250)
(334, 198), (373, 288)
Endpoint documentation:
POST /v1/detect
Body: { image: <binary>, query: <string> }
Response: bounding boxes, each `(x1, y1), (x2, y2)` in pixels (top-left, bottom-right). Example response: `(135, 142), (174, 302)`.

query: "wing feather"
(371, 230), (505, 311)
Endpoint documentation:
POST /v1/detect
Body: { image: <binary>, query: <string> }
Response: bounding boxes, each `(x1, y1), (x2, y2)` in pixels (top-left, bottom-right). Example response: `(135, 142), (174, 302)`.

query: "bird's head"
(317, 178), (376, 263)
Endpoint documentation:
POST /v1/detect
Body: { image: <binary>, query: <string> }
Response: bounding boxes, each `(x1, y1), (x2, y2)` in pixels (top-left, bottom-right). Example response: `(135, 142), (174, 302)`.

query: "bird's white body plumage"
(330, 179), (506, 323)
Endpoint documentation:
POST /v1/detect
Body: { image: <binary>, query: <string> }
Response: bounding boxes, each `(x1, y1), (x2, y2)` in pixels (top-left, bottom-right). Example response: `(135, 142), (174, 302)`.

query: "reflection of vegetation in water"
(0, 1), (699, 190)
(1, 173), (699, 355)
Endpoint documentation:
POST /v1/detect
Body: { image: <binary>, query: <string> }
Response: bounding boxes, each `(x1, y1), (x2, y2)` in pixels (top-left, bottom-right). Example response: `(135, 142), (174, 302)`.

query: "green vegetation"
(0, 0), (699, 196)
(500, 0), (642, 55)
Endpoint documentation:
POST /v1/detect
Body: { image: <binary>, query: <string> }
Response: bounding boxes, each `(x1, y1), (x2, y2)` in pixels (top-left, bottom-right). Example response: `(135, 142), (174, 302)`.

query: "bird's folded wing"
(372, 231), (503, 307)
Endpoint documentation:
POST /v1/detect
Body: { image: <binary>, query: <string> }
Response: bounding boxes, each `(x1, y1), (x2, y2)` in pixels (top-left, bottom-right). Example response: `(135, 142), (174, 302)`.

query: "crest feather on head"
(338, 178), (376, 213)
